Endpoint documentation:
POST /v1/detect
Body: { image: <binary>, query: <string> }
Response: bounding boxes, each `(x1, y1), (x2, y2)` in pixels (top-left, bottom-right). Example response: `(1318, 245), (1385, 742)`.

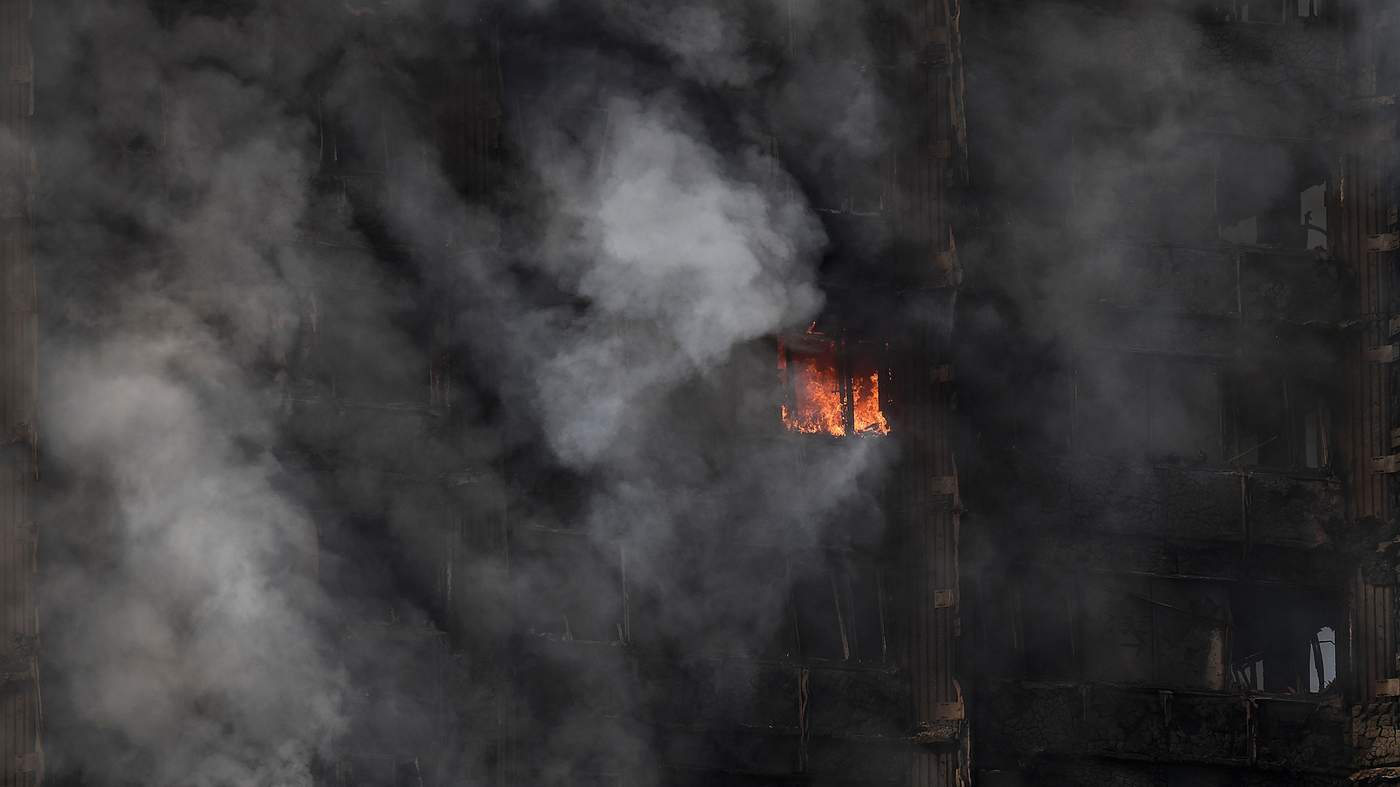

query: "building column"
(0, 0), (41, 782)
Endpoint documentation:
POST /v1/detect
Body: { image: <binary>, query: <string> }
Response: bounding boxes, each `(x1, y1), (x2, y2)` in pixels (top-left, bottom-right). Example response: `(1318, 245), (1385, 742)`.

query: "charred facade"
(17, 1), (1400, 786)
(960, 1), (1400, 785)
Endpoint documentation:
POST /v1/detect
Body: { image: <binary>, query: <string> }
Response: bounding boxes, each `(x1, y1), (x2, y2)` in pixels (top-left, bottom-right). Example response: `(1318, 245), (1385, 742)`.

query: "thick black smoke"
(31, 1), (899, 784)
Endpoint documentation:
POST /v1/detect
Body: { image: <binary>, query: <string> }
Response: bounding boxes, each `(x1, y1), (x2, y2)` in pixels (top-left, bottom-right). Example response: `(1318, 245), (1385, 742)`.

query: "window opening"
(1020, 575), (1078, 680)
(1218, 142), (1295, 246)
(846, 560), (888, 663)
(1230, 587), (1338, 694)
(1238, 1), (1285, 23)
(1072, 132), (1216, 243)
(779, 332), (890, 436)
(1309, 626), (1337, 692)
(789, 553), (887, 663)
(1297, 0), (1328, 19)
(515, 530), (624, 644)
(1074, 353), (1222, 462)
(1228, 372), (1329, 470)
(1218, 141), (1329, 250)
(791, 558), (848, 660)
(1081, 577), (1229, 690)
(1301, 181), (1328, 252)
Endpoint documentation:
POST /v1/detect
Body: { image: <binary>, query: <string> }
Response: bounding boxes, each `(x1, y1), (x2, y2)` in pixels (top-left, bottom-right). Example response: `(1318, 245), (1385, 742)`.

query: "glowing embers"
(779, 334), (890, 436)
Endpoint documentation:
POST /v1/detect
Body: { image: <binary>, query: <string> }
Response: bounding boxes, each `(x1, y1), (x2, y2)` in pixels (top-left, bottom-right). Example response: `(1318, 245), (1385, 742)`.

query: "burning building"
(7, 0), (1400, 786)
(959, 1), (1400, 784)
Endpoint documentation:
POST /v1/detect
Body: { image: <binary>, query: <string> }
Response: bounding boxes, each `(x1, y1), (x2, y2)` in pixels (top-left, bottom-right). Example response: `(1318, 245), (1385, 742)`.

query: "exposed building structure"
(29, 1), (1400, 786)
(220, 3), (974, 784)
(958, 1), (1400, 784)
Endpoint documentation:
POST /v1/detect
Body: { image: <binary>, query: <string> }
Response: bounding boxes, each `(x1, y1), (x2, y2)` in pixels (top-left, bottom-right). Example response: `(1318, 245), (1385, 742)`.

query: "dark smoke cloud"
(955, 0), (1349, 709)
(31, 0), (898, 784)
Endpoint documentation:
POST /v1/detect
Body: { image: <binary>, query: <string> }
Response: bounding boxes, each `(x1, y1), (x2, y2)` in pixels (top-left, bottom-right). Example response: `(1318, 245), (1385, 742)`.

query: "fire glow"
(779, 339), (890, 436)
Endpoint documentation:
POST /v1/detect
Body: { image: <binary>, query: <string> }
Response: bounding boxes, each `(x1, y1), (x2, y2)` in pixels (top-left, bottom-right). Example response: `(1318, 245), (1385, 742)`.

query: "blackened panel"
(807, 668), (907, 738)
(1081, 576), (1154, 685)
(1149, 580), (1230, 690)
(1246, 473), (1341, 548)
(1083, 686), (1168, 757)
(1167, 694), (1249, 762)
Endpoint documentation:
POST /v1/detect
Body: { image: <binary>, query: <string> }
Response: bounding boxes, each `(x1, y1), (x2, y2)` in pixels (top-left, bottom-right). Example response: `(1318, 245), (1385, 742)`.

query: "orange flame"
(781, 343), (847, 435)
(779, 340), (889, 436)
(853, 370), (890, 435)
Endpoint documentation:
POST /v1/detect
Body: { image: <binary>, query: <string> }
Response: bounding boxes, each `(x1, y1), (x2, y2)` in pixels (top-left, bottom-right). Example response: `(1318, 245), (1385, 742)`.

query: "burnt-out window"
(1219, 142), (1293, 245)
(629, 544), (885, 663)
(1011, 569), (1078, 680)
(1075, 352), (1147, 458)
(1072, 133), (1216, 244)
(630, 544), (793, 658)
(1301, 181), (1328, 252)
(1310, 626), (1338, 691)
(1203, 0), (1330, 23)
(513, 528), (624, 644)
(1080, 576), (1230, 690)
(773, 8), (893, 216)
(323, 95), (391, 175)
(1218, 141), (1329, 250)
(1072, 577), (1338, 693)
(1380, 42), (1400, 96)
(1226, 370), (1330, 469)
(779, 333), (890, 437)
(789, 552), (888, 663)
(1231, 585), (1339, 694)
(791, 557), (847, 660)
(323, 756), (426, 787)
(316, 514), (453, 627)
(296, 277), (431, 406)
(775, 127), (888, 216)
(1074, 353), (1223, 463)
(511, 92), (615, 182)
(844, 556), (888, 664)
(1296, 0), (1330, 19)
(1238, 0), (1286, 23)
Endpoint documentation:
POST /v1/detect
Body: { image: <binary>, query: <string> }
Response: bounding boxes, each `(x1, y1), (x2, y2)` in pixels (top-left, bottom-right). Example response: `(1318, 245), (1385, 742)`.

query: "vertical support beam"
(433, 42), (511, 787)
(1338, 0), (1399, 705)
(1352, 569), (1395, 702)
(891, 0), (966, 785)
(0, 0), (39, 782)
(896, 330), (962, 786)
(1340, 147), (1390, 527)
(1341, 141), (1398, 705)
